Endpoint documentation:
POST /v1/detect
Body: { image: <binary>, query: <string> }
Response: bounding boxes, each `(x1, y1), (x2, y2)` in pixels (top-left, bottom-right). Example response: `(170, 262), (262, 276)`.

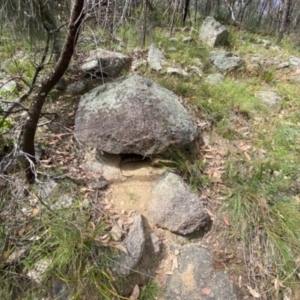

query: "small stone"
(182, 37), (194, 43)
(167, 67), (189, 77)
(53, 279), (70, 300)
(82, 198), (90, 209)
(150, 233), (162, 255)
(256, 90), (282, 110)
(27, 258), (52, 283)
(206, 73), (225, 84)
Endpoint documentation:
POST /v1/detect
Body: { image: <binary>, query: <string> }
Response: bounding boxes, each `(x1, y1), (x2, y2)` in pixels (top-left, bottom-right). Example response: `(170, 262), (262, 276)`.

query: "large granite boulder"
(200, 17), (229, 47)
(74, 74), (198, 156)
(81, 49), (131, 77)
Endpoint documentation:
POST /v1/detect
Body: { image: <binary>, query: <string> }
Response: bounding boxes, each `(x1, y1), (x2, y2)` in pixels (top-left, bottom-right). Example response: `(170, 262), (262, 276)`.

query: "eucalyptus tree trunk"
(277, 0), (292, 44)
(22, 0), (86, 183)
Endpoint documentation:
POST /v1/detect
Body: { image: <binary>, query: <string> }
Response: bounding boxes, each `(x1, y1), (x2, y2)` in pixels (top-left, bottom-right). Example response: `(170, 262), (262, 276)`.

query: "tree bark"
(182, 0), (190, 25)
(22, 0), (86, 183)
(277, 0), (292, 44)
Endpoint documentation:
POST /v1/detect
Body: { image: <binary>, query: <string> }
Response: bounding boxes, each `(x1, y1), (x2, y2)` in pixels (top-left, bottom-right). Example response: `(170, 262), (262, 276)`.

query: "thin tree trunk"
(182, 0), (190, 25)
(194, 0), (198, 23)
(141, 0), (148, 47)
(256, 0), (268, 28)
(169, 0), (179, 37)
(22, 0), (86, 183)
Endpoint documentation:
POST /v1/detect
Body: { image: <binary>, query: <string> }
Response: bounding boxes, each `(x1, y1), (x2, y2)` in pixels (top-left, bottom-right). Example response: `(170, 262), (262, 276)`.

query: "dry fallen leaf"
(238, 143), (251, 152)
(246, 285), (261, 298)
(108, 242), (128, 254)
(171, 255), (178, 272)
(30, 207), (40, 217)
(223, 215), (231, 227)
(94, 235), (110, 245)
(129, 284), (140, 300)
(213, 262), (224, 269)
(156, 270), (167, 286)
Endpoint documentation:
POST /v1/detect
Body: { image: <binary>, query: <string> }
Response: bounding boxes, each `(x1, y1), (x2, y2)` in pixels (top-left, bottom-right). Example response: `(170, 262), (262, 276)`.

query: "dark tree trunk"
(205, 0), (211, 16)
(22, 0), (86, 183)
(182, 0), (190, 25)
(277, 0), (292, 44)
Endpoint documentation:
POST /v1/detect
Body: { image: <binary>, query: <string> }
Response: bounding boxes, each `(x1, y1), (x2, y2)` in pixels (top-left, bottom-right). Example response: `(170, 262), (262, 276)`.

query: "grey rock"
(0, 80), (17, 93)
(289, 56), (300, 68)
(200, 17), (229, 47)
(74, 74), (198, 156)
(27, 258), (52, 283)
(132, 59), (147, 70)
(292, 75), (300, 83)
(167, 67), (189, 77)
(261, 56), (282, 68)
(66, 81), (89, 95)
(87, 177), (109, 189)
(166, 244), (237, 300)
(189, 66), (203, 76)
(53, 279), (70, 300)
(277, 61), (289, 69)
(38, 179), (58, 199)
(206, 73), (225, 84)
(55, 78), (67, 91)
(253, 38), (271, 47)
(210, 50), (245, 73)
(182, 37), (194, 43)
(148, 173), (211, 235)
(50, 194), (74, 210)
(81, 49), (131, 77)
(148, 44), (165, 71)
(150, 233), (162, 255)
(114, 214), (145, 275)
(0, 71), (6, 79)
(256, 90), (282, 110)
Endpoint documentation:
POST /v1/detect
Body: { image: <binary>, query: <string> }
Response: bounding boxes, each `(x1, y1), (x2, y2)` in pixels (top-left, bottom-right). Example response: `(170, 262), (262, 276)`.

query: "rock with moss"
(74, 74), (198, 156)
(200, 17), (229, 47)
